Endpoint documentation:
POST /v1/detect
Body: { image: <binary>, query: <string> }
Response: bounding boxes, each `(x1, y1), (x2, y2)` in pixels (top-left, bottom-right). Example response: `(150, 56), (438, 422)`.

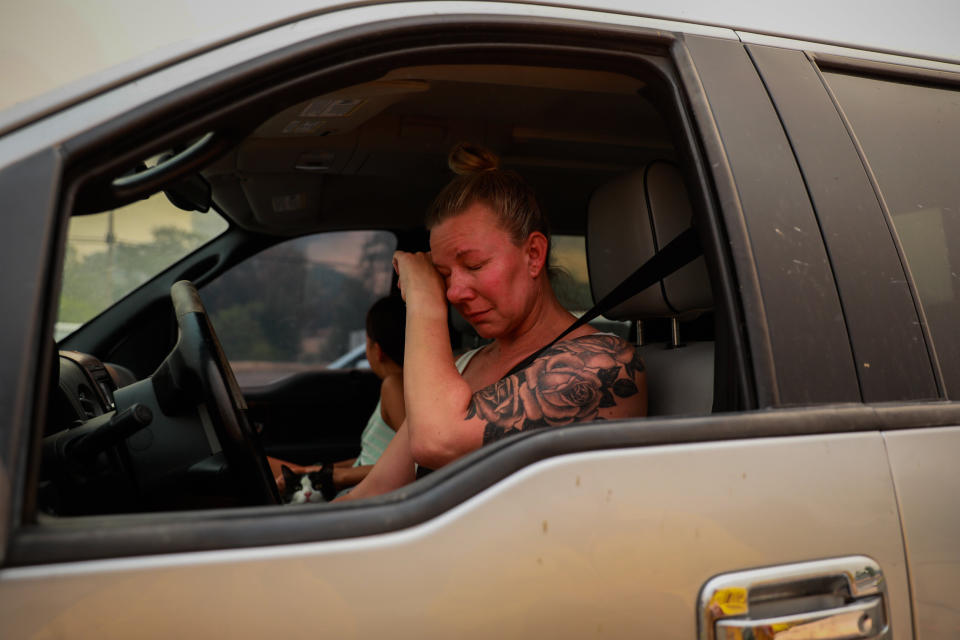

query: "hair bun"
(448, 142), (500, 175)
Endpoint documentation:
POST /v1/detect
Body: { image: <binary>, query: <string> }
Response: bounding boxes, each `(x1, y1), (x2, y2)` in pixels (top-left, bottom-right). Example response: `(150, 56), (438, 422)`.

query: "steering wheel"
(42, 281), (278, 514)
(154, 280), (279, 505)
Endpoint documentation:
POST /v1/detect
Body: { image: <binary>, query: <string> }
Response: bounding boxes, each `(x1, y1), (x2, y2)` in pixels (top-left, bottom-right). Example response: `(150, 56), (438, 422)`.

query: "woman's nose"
(445, 272), (474, 303)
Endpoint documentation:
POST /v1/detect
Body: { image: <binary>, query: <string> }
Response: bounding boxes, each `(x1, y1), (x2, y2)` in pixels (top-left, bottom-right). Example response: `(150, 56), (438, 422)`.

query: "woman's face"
(430, 202), (538, 339)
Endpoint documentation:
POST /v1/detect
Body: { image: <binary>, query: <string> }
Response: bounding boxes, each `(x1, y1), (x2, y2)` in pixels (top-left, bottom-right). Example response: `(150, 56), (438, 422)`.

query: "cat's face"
(281, 466), (325, 504)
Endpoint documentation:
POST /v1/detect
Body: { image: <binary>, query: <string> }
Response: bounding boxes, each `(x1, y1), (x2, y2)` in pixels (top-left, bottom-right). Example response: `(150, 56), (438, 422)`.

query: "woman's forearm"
(334, 424), (416, 501)
(402, 302), (475, 466)
(393, 250), (479, 468)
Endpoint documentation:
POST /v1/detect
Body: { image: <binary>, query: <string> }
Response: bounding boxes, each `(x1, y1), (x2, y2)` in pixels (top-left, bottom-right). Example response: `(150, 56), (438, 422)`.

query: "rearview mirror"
(163, 172), (211, 213)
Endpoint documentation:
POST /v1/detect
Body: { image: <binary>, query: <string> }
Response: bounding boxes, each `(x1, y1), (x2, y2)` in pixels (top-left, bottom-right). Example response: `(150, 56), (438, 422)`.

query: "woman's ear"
(525, 231), (549, 277)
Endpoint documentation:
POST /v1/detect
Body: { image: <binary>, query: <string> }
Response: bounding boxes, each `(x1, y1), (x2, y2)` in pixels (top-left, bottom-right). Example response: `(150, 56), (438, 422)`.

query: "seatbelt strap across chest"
(503, 226), (702, 378)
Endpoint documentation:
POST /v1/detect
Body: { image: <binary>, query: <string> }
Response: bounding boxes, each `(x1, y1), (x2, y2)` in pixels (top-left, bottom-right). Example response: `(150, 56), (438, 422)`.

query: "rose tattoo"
(524, 352), (604, 425)
(472, 375), (527, 430)
(470, 334), (645, 444)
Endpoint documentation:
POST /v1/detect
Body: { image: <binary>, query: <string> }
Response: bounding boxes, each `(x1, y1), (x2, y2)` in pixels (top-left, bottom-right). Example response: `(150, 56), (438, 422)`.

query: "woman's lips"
(464, 308), (491, 321)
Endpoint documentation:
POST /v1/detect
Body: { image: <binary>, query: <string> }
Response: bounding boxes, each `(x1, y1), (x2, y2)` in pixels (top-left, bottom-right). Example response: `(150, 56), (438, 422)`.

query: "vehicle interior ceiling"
(41, 59), (723, 517)
(202, 62), (715, 346)
(207, 64), (672, 234)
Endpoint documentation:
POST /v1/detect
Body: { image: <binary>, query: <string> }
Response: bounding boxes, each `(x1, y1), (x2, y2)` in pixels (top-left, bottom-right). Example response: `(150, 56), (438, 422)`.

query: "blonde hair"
(426, 143), (550, 249)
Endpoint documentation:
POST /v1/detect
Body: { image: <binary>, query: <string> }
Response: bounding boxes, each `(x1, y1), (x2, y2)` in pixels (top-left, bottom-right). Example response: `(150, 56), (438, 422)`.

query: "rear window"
(551, 234), (629, 338)
(823, 71), (960, 397)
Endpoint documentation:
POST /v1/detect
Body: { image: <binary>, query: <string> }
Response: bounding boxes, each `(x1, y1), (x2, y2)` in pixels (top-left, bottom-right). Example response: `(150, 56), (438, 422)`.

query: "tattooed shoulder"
(471, 334), (646, 444)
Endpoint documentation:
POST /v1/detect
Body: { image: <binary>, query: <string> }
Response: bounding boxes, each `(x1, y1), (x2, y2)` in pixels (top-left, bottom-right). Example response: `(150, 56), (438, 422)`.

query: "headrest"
(587, 162), (712, 320)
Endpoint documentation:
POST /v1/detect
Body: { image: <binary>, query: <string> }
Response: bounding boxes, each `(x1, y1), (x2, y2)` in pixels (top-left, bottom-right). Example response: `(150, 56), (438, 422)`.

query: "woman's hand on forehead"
(393, 250), (447, 313)
(392, 250), (431, 275)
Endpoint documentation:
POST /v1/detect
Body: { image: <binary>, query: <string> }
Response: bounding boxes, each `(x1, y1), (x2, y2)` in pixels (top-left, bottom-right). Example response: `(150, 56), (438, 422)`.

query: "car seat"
(587, 161), (714, 416)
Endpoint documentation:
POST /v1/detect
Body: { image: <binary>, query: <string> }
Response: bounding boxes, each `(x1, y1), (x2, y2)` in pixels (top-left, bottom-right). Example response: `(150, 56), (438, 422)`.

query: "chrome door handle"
(716, 595), (883, 639)
(700, 556), (890, 640)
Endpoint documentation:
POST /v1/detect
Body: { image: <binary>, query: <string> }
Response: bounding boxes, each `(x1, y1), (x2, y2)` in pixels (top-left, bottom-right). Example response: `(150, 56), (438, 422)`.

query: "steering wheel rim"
(168, 280), (279, 505)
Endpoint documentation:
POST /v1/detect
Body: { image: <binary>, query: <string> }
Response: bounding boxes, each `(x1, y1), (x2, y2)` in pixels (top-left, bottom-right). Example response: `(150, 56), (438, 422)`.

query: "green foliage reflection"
(58, 224), (212, 327)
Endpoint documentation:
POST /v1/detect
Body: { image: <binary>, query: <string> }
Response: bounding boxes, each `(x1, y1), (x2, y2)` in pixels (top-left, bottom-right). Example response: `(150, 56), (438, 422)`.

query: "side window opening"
(32, 36), (731, 541)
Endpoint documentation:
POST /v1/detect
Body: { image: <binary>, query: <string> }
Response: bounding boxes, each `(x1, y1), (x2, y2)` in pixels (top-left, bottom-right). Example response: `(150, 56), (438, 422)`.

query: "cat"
(280, 465), (326, 504)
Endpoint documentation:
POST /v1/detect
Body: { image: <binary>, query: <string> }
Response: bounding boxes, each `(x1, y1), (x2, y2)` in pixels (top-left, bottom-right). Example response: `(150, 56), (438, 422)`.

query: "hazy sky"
(2, 0), (957, 116)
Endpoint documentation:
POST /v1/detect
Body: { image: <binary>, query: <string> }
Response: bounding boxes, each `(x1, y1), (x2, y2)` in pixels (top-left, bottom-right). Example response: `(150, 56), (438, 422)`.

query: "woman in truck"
(338, 143), (647, 500)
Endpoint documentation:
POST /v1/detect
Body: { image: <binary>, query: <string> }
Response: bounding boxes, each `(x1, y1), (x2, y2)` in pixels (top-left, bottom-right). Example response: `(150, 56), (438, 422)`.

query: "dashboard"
(40, 351), (142, 515)
(47, 351), (135, 434)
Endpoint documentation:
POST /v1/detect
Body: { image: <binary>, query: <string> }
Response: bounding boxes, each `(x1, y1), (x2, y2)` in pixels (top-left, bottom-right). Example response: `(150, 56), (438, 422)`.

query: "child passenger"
(270, 295), (406, 500)
(330, 295), (406, 491)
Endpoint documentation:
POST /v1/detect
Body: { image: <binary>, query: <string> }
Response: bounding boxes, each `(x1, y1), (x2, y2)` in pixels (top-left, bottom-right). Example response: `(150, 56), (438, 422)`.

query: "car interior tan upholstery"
(587, 161), (714, 416)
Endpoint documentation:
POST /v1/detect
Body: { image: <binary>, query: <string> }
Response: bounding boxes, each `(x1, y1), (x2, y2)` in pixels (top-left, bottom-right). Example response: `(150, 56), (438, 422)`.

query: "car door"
(0, 148), (62, 570)
(754, 43), (960, 639)
(0, 5), (915, 638)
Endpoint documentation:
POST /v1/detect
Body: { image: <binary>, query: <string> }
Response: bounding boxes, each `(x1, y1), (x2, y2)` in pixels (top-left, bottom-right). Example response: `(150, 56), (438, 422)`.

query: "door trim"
(9, 400), (960, 566)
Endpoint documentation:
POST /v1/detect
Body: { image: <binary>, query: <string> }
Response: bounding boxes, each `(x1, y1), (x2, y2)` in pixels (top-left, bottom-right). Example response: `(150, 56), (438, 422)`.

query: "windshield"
(57, 193), (228, 339)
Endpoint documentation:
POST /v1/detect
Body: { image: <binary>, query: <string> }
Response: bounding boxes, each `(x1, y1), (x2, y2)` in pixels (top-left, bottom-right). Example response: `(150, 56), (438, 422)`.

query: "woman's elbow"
(408, 429), (465, 470)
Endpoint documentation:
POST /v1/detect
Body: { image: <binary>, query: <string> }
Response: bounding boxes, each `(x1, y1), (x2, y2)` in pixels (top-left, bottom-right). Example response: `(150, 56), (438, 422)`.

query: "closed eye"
(465, 260), (489, 271)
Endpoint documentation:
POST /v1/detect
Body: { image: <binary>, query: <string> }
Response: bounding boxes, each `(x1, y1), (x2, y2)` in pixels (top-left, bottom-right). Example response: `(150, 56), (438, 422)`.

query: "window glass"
(201, 231), (397, 386)
(551, 235), (594, 311)
(57, 193), (228, 339)
(551, 234), (630, 338)
(824, 71), (960, 396)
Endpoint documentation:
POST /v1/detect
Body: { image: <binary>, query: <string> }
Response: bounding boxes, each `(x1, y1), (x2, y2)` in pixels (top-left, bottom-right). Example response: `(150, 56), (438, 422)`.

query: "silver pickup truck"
(1, 2), (958, 638)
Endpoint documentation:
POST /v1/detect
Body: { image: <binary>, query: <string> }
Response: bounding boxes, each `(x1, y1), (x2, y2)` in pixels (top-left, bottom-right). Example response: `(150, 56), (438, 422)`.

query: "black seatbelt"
(503, 226), (702, 379)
